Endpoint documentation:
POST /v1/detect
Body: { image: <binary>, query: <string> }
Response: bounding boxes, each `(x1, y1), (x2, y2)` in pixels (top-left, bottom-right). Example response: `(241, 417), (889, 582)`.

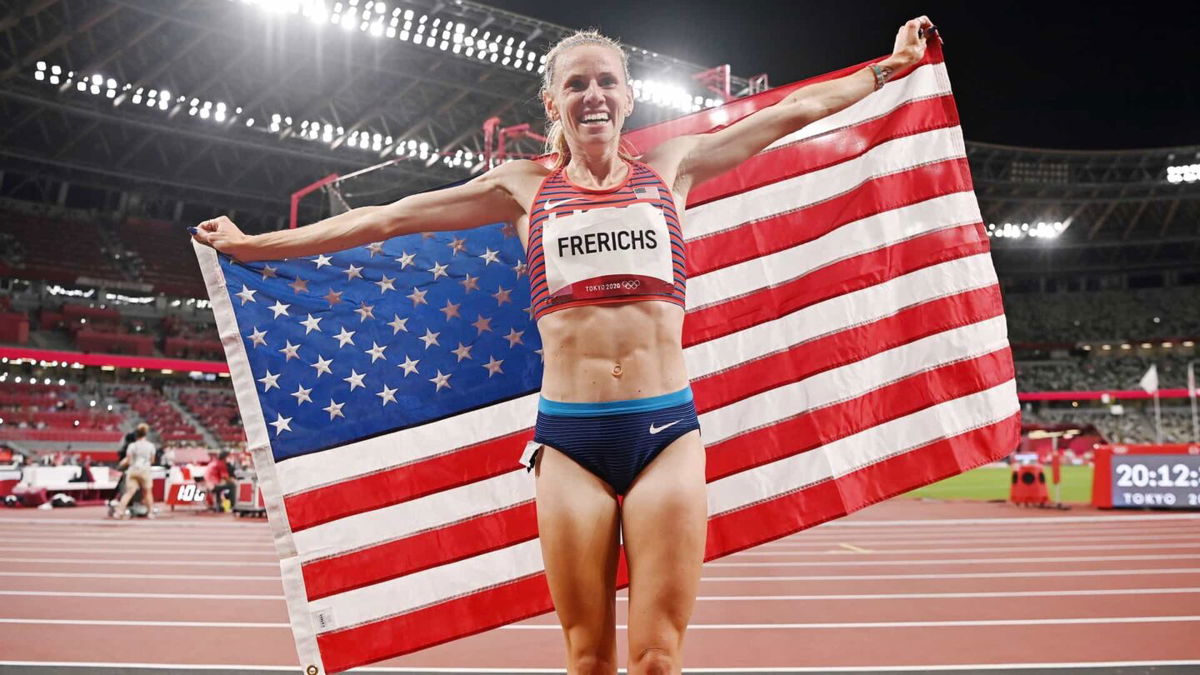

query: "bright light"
(1167, 163), (1200, 183)
(986, 221), (1070, 240)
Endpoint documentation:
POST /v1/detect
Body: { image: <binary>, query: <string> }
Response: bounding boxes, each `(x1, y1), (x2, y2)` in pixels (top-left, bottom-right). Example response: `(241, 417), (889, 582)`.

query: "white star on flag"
(289, 277), (309, 294)
(492, 286), (512, 305)
(448, 237), (467, 254)
(279, 341), (301, 361)
(375, 274), (396, 293)
(260, 264), (278, 279)
(333, 326), (356, 348)
(429, 369), (451, 392)
(482, 355), (503, 377)
(365, 342), (388, 363)
(440, 300), (461, 320)
(428, 262), (449, 280)
(343, 370), (366, 391)
(471, 315), (492, 335)
(269, 413), (292, 436)
(323, 399), (344, 420)
(503, 328), (524, 348)
(312, 254), (333, 268)
(246, 327), (267, 348)
(310, 355), (333, 377)
(376, 384), (398, 406)
(460, 274), (480, 293)
(355, 303), (376, 322)
(235, 285), (257, 305)
(479, 248), (499, 265)
(397, 355), (419, 376)
(451, 342), (473, 362)
(344, 264), (364, 281)
(366, 242), (385, 257)
(388, 315), (409, 334)
(290, 385), (313, 405)
(395, 251), (416, 269)
(300, 314), (322, 334)
(269, 300), (291, 318)
(408, 287), (428, 306)
(418, 328), (440, 349)
(257, 370), (280, 392)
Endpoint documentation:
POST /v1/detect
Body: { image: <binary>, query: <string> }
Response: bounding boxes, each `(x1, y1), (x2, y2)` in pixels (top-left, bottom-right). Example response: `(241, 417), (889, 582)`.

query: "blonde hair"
(135, 423), (149, 439)
(540, 29), (636, 170)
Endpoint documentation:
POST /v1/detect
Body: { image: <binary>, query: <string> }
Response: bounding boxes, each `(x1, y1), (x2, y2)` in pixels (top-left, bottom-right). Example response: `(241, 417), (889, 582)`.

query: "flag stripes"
(197, 38), (1018, 674)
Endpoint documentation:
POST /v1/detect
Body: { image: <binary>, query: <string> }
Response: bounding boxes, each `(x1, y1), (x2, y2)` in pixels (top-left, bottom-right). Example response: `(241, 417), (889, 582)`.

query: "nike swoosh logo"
(544, 198), (583, 211)
(648, 420), (681, 435)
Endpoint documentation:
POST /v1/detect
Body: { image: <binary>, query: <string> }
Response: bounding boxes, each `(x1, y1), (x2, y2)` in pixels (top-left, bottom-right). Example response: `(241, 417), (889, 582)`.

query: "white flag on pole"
(1188, 362), (1196, 399)
(1140, 364), (1159, 395)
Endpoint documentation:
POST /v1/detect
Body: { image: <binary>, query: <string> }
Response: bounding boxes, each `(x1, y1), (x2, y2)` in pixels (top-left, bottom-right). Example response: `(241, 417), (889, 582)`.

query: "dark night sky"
(485, 0), (1198, 151)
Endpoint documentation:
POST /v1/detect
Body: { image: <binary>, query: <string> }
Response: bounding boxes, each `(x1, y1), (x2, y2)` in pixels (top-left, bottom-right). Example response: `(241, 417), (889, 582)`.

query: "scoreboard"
(1093, 444), (1200, 509)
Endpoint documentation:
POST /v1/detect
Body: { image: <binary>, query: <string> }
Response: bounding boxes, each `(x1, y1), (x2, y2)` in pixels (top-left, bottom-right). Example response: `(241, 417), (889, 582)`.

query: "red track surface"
(1, 499), (1198, 672)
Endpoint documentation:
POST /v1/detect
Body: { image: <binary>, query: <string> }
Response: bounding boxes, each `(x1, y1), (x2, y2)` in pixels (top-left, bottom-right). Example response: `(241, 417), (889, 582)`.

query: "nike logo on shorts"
(648, 420), (681, 435)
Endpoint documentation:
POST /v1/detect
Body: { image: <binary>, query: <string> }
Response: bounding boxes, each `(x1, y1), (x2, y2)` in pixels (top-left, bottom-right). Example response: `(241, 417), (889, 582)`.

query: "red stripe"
(693, 284), (1006, 419)
(686, 157), (976, 280)
(284, 428), (532, 532)
(704, 412), (1021, 560)
(303, 500), (538, 601)
(317, 572), (553, 673)
(688, 95), (960, 207)
(685, 222), (990, 348)
(704, 347), (1016, 483)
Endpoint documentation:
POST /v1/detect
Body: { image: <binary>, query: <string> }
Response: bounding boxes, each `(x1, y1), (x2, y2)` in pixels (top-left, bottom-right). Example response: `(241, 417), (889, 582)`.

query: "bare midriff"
(535, 299), (688, 403)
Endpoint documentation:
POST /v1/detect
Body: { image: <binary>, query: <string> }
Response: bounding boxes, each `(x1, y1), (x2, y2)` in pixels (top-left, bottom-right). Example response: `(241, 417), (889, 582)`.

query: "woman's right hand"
(191, 215), (254, 261)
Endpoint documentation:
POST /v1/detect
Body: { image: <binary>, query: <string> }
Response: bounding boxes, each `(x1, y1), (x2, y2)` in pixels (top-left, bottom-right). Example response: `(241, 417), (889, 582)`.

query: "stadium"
(1, 1), (1198, 673)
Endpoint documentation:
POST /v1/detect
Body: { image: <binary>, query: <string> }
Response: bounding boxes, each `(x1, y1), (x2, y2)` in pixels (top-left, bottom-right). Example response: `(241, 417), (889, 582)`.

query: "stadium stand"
(119, 217), (207, 298)
(1015, 352), (1195, 392)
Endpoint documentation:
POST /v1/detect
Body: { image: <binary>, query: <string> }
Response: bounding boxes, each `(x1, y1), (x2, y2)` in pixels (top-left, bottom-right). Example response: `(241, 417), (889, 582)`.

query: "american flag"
(195, 38), (1019, 675)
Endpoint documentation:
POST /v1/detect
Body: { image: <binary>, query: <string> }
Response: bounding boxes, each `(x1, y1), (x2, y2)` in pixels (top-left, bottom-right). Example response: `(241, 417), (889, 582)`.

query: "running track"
(1, 499), (1198, 674)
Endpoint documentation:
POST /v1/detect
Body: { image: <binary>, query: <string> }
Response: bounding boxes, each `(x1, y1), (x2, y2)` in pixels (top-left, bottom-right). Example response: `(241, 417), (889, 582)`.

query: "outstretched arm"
(656, 16), (934, 194)
(191, 159), (540, 262)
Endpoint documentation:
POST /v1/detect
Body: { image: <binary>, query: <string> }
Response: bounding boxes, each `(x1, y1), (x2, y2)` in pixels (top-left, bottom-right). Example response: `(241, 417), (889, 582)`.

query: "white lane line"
(0, 590), (283, 600)
(735, 543), (1200, 556)
(4, 615), (1198, 631)
(707, 554), (1200, 568)
(503, 616), (1200, 630)
(0, 557), (277, 567)
(2, 660), (1200, 672)
(817, 514), (1200, 526)
(701, 568), (1200, 581)
(0, 571), (280, 581)
(6, 587), (1196, 603)
(758, 531), (1200, 547)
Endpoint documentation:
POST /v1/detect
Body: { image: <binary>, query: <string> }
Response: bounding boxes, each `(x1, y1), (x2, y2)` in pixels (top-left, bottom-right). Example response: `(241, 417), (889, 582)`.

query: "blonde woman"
(193, 16), (933, 672)
(114, 423), (155, 518)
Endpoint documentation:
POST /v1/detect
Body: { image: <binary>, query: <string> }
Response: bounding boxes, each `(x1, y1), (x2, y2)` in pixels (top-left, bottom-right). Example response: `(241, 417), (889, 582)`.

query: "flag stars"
(376, 384), (398, 406)
(440, 299), (461, 321)
(312, 254), (333, 269)
(258, 370), (280, 392)
(268, 300), (291, 318)
(374, 274), (396, 294)
(269, 413), (292, 436)
(288, 277), (309, 294)
(365, 341), (388, 363)
(418, 328), (441, 349)
(366, 241), (385, 257)
(451, 342), (473, 362)
(429, 370), (452, 392)
(396, 251), (416, 269)
(290, 384), (313, 405)
(260, 264), (278, 279)
(300, 314), (322, 334)
(246, 327), (267, 348)
(471, 314), (493, 335)
(344, 264), (364, 281)
(310, 355), (333, 377)
(504, 328), (525, 348)
(460, 274), (480, 293)
(278, 341), (301, 361)
(407, 287), (428, 306)
(323, 399), (345, 420)
(323, 288), (344, 306)
(479, 248), (500, 265)
(482, 356), (504, 378)
(512, 261), (527, 279)
(428, 261), (449, 281)
(333, 326), (356, 348)
(387, 314), (409, 334)
(354, 302), (376, 322)
(398, 355), (420, 376)
(448, 237), (467, 255)
(235, 285), (257, 305)
(343, 369), (366, 391)
(492, 286), (512, 306)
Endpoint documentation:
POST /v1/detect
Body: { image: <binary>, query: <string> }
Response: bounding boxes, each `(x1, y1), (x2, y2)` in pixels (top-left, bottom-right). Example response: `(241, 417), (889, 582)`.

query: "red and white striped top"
(526, 161), (686, 320)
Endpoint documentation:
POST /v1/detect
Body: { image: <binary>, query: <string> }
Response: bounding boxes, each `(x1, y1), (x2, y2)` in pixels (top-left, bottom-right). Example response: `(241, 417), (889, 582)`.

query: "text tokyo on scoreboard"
(1110, 454), (1200, 508)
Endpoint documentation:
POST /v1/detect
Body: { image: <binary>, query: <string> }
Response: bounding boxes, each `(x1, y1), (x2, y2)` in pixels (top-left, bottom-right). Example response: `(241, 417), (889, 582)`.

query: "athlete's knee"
(630, 646), (678, 675)
(566, 650), (617, 675)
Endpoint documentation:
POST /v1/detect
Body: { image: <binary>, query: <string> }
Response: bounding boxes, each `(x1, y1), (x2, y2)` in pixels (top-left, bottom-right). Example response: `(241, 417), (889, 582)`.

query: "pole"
(1051, 435), (1061, 506)
(1189, 361), (1198, 444)
(1153, 390), (1162, 445)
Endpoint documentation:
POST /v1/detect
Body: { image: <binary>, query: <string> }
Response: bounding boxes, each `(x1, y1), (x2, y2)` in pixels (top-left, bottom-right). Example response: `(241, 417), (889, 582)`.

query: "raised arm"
(654, 16), (933, 194)
(191, 159), (541, 262)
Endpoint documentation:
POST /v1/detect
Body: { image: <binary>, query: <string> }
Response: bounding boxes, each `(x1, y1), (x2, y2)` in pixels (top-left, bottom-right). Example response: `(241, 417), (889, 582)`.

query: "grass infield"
(904, 464), (1094, 503)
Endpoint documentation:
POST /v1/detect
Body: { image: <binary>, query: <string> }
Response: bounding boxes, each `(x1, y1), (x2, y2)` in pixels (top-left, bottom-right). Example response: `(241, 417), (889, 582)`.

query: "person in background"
(204, 449), (236, 512)
(113, 423), (155, 519)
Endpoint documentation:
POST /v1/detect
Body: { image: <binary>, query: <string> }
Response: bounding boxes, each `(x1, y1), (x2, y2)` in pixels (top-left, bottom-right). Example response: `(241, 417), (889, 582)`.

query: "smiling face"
(543, 43), (634, 156)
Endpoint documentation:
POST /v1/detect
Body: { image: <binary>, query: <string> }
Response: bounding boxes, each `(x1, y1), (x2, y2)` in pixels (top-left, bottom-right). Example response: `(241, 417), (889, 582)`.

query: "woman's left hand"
(890, 16), (934, 69)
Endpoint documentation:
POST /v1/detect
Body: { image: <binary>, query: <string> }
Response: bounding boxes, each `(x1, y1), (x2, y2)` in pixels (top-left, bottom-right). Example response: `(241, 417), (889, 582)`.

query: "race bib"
(543, 202), (675, 302)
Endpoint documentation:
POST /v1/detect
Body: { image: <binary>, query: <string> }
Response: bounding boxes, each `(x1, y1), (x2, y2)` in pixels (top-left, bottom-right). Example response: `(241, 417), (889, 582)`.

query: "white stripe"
(705, 554), (1199, 568)
(273, 393), (537, 496)
(292, 471), (533, 562)
(684, 126), (966, 243)
(762, 62), (952, 152)
(0, 590), (282, 600)
(312, 538), (542, 635)
(501, 616), (1200, 630)
(688, 252), (998, 381)
(706, 380), (1018, 518)
(687, 190), (982, 311)
(698, 314), (1009, 446)
(674, 588), (1200, 601)
(701, 568), (1200, 582)
(758, 532), (1200, 547)
(734, 542), (1200, 556)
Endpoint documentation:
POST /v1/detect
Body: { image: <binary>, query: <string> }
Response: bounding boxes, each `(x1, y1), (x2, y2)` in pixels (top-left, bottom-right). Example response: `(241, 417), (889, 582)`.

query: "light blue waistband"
(538, 386), (693, 417)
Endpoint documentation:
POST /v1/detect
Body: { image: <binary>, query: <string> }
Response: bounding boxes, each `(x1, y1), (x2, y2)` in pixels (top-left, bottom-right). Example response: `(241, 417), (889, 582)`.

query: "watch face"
(1110, 455), (1200, 509)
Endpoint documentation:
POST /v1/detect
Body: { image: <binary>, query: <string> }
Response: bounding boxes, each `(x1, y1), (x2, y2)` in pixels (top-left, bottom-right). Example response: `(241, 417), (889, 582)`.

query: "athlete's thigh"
(620, 430), (707, 652)
(535, 444), (622, 653)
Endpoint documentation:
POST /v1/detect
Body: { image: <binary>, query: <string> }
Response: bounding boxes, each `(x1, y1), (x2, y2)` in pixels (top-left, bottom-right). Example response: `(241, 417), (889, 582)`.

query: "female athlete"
(193, 16), (933, 673)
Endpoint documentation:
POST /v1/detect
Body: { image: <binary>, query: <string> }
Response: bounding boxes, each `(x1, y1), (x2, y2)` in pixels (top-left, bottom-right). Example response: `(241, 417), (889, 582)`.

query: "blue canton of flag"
(221, 222), (543, 461)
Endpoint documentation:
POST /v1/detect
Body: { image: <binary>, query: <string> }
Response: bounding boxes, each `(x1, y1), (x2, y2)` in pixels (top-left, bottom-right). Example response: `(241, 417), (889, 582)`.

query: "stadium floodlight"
(1166, 163), (1200, 183)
